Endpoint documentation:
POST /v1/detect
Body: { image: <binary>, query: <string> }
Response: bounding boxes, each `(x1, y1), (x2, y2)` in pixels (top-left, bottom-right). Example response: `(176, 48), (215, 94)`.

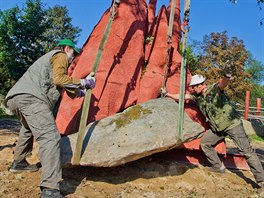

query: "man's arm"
(218, 75), (231, 90)
(219, 64), (232, 90)
(51, 52), (84, 97)
(51, 52), (81, 87)
(166, 93), (192, 101)
(51, 52), (95, 98)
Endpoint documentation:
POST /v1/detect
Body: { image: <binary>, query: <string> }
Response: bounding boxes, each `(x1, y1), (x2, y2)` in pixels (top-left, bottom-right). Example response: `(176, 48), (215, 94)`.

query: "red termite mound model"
(55, 0), (225, 156)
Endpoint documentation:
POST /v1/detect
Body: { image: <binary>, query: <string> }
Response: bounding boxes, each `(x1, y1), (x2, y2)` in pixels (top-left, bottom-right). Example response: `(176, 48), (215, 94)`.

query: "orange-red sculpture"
(55, 0), (226, 156)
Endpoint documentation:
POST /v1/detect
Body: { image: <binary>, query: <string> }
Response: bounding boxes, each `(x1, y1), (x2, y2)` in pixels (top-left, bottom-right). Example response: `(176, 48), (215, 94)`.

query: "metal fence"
(235, 93), (264, 136)
(236, 106), (264, 121)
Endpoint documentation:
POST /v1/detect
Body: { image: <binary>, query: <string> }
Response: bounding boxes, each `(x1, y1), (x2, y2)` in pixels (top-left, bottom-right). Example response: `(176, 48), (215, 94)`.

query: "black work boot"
(41, 188), (63, 198)
(9, 159), (39, 173)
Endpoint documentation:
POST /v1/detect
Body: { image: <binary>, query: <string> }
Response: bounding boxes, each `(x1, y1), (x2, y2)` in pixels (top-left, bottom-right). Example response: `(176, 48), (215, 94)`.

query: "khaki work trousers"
(200, 121), (264, 183)
(8, 94), (62, 190)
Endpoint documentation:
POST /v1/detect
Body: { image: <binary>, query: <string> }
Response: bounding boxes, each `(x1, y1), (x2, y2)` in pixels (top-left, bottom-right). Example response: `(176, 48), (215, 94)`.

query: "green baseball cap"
(57, 39), (79, 54)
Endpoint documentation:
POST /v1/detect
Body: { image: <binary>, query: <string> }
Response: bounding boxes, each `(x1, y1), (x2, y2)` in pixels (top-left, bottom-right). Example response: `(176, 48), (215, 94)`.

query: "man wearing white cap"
(163, 71), (264, 195)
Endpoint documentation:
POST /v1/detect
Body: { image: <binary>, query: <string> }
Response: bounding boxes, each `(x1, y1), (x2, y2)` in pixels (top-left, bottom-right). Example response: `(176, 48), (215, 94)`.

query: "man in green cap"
(4, 39), (95, 198)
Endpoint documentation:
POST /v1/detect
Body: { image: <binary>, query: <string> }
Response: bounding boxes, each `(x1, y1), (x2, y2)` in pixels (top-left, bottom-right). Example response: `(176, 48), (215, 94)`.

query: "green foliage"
(179, 42), (199, 73)
(190, 31), (253, 104)
(244, 53), (264, 106)
(42, 5), (81, 52)
(0, 63), (12, 95)
(0, 0), (81, 96)
(249, 84), (264, 107)
(189, 32), (263, 106)
(245, 53), (264, 85)
(0, 0), (47, 85)
(0, 6), (22, 95)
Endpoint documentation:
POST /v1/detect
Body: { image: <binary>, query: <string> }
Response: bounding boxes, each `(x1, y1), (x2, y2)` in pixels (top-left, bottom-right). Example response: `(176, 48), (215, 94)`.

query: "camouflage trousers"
(7, 94), (62, 189)
(201, 121), (264, 183)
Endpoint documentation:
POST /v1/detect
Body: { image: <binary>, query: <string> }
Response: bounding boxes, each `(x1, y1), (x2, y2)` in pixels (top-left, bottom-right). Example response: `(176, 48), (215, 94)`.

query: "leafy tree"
(245, 53), (264, 85)
(190, 31), (253, 104)
(17, 0), (47, 73)
(249, 84), (264, 107)
(42, 5), (81, 52)
(0, 0), (81, 95)
(0, 0), (47, 95)
(244, 53), (264, 106)
(178, 41), (199, 73)
(0, 6), (28, 95)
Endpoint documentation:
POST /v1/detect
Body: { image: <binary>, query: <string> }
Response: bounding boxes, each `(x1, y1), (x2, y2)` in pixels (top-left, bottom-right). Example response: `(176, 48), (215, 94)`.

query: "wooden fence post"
(244, 90), (250, 120)
(256, 98), (261, 116)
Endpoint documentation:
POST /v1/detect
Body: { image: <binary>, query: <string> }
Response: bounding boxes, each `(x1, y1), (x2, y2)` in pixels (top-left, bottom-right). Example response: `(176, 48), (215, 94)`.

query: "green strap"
(72, 0), (119, 165)
(162, 0), (177, 94)
(177, 0), (190, 140)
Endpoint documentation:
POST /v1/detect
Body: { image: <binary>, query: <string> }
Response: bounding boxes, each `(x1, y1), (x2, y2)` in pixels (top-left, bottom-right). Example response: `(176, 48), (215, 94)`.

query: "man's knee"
(240, 146), (255, 159)
(36, 129), (61, 146)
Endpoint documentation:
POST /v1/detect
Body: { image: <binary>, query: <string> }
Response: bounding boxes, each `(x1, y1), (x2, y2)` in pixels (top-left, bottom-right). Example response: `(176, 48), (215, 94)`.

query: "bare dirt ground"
(0, 118), (264, 198)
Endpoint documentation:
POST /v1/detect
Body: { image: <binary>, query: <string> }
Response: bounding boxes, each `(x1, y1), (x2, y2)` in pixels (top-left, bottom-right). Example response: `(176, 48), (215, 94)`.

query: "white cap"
(189, 74), (206, 86)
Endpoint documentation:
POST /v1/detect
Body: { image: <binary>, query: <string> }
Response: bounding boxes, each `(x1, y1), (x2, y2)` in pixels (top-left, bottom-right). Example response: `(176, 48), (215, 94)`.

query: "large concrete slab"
(60, 98), (204, 167)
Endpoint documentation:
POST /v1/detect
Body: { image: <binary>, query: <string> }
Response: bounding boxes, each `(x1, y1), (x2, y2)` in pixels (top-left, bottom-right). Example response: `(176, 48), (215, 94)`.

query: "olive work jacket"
(192, 83), (241, 132)
(5, 50), (80, 110)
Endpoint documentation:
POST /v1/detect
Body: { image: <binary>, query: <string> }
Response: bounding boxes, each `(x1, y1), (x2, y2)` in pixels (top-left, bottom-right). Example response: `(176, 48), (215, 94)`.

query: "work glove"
(75, 88), (86, 97)
(160, 87), (168, 97)
(80, 72), (96, 89)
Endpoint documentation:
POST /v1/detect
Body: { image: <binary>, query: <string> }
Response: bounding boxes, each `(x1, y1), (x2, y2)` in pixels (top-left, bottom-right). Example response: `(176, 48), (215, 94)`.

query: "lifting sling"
(72, 0), (120, 165)
(162, 0), (177, 92)
(177, 0), (190, 140)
